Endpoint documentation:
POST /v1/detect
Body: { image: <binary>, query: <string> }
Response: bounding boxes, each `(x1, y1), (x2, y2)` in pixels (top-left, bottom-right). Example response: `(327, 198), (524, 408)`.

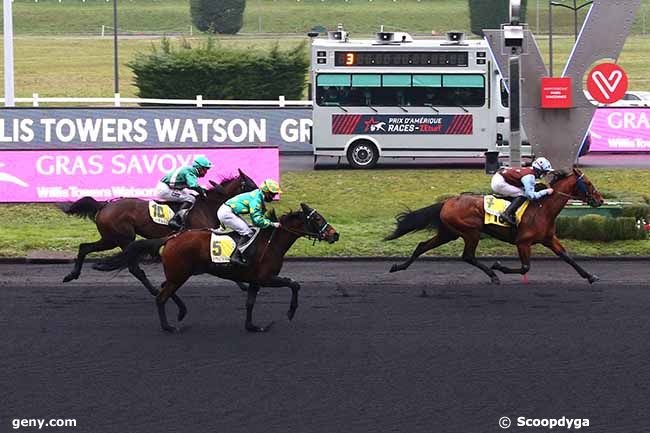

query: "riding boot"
(230, 234), (253, 267)
(168, 202), (193, 231)
(500, 196), (526, 226)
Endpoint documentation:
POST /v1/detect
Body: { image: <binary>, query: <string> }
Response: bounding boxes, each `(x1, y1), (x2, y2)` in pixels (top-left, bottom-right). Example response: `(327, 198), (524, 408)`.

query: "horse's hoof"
(490, 277), (501, 285)
(246, 321), (275, 333)
(62, 273), (78, 283)
(177, 310), (187, 322)
(588, 274), (600, 284)
(491, 261), (502, 270)
(287, 308), (296, 321)
(389, 264), (402, 273)
(161, 326), (179, 333)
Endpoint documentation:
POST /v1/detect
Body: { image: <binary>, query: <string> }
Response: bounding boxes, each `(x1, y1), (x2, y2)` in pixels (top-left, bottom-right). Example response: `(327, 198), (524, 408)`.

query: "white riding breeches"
(155, 182), (196, 204)
(491, 173), (524, 197)
(217, 204), (253, 236)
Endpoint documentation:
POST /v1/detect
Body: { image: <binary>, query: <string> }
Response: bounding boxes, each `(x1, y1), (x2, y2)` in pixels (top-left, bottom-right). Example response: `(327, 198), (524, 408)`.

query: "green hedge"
(468, 0), (528, 37)
(556, 215), (647, 241)
(190, 0), (246, 35)
(128, 39), (309, 100)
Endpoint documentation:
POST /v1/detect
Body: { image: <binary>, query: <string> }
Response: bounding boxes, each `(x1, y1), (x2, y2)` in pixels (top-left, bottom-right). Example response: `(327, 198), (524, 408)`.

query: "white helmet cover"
(532, 157), (553, 173)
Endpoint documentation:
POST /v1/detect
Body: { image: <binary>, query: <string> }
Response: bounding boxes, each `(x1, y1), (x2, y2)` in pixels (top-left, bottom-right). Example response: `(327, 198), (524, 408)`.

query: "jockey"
(155, 156), (212, 230)
(490, 157), (555, 226)
(217, 179), (282, 266)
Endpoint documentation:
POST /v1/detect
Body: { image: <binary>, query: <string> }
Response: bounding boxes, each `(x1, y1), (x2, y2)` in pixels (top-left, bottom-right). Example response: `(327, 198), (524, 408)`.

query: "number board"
(334, 51), (469, 67)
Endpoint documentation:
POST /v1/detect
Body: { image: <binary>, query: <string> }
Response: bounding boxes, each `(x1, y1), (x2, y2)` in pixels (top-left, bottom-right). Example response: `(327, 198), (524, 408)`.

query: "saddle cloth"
(209, 228), (261, 264)
(483, 195), (530, 227)
(148, 201), (175, 225)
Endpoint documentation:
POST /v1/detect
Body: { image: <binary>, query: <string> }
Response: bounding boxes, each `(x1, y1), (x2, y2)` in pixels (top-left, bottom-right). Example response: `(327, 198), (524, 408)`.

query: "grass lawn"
(1, 168), (648, 258)
(5, 0), (649, 36)
(1, 33), (649, 100)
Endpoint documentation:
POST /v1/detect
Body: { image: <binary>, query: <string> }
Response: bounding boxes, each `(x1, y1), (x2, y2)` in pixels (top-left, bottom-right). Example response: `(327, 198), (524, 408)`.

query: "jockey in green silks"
(155, 156), (212, 230)
(217, 179), (282, 266)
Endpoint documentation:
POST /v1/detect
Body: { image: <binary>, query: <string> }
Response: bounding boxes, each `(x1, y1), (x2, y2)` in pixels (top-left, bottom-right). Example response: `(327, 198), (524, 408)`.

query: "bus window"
(440, 74), (485, 107)
(316, 73), (485, 107)
(500, 78), (509, 107)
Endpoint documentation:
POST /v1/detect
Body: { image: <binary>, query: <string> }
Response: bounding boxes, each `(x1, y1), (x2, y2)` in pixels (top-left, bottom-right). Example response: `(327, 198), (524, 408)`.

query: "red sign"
(586, 63), (628, 104)
(541, 77), (572, 108)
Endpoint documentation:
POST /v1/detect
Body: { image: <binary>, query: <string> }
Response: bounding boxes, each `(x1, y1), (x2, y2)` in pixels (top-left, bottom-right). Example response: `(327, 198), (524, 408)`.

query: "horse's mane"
(277, 209), (304, 224)
(549, 169), (573, 185)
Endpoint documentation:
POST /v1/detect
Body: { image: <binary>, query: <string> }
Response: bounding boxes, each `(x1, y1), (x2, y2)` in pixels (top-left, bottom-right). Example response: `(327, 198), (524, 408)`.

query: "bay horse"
(61, 169), (257, 285)
(94, 203), (339, 332)
(385, 168), (604, 284)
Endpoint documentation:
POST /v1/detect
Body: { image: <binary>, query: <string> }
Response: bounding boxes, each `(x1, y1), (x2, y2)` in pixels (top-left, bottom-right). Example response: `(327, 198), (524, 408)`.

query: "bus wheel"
(347, 141), (379, 169)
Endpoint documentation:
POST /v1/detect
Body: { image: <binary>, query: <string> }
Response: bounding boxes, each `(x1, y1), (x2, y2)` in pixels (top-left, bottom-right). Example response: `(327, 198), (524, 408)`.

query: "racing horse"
(61, 169), (257, 284)
(94, 203), (339, 332)
(385, 168), (604, 284)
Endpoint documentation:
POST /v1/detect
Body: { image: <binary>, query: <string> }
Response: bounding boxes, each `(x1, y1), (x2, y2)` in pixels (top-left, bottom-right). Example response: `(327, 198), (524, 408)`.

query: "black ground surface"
(1, 260), (649, 433)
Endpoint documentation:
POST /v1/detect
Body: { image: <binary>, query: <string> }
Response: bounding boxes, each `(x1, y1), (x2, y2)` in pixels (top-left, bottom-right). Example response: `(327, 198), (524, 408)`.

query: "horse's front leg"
(492, 243), (531, 275)
(245, 283), (274, 333)
(260, 276), (301, 321)
(543, 235), (599, 283)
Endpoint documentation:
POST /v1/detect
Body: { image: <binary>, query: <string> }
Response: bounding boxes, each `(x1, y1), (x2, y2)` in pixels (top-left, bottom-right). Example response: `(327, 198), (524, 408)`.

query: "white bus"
(309, 25), (531, 169)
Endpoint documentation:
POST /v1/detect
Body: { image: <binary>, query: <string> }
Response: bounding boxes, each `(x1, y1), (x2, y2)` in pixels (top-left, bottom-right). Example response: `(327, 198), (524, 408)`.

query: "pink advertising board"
(0, 148), (279, 202)
(589, 108), (650, 152)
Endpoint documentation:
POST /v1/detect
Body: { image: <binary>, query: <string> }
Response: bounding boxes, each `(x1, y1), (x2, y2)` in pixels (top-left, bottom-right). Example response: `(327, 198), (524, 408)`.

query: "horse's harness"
(553, 173), (593, 202)
(258, 209), (331, 262)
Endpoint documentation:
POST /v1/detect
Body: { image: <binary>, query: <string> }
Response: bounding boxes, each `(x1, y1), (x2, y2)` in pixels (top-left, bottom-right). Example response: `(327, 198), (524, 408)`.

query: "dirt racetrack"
(1, 259), (649, 433)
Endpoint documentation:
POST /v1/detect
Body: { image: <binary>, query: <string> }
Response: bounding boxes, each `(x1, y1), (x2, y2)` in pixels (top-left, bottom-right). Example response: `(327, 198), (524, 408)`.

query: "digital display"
(334, 51), (469, 67)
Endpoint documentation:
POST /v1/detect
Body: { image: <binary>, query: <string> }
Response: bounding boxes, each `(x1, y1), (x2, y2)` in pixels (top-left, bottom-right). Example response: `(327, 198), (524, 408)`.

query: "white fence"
(0, 94), (314, 108)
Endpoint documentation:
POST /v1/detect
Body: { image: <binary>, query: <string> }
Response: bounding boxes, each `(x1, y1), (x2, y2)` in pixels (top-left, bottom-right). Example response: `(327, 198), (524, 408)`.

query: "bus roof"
(311, 37), (489, 51)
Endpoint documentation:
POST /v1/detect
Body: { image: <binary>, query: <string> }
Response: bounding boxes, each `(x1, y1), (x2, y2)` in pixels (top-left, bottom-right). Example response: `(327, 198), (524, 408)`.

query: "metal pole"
(113, 0), (119, 94)
(3, 0), (16, 106)
(548, 0), (553, 76)
(509, 55), (522, 167)
(536, 0), (540, 33)
(573, 0), (578, 41)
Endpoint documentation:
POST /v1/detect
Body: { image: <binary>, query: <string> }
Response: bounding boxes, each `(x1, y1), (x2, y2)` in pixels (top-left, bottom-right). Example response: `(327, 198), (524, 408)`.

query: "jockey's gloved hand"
(272, 222), (281, 229)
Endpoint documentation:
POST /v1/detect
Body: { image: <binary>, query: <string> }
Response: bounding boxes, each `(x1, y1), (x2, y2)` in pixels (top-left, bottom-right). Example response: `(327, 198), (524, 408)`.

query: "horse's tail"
(384, 201), (445, 241)
(61, 196), (107, 221)
(93, 238), (165, 272)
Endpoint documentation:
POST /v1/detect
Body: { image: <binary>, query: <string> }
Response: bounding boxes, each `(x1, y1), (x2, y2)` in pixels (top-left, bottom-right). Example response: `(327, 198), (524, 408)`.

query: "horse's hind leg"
(128, 262), (159, 296)
(171, 294), (187, 322)
(461, 233), (500, 284)
(63, 238), (118, 283)
(389, 229), (457, 273)
(156, 279), (188, 332)
(491, 243), (531, 275)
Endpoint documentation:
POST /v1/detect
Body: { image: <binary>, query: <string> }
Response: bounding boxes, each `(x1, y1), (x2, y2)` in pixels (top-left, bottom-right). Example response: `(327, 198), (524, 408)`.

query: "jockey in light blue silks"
(217, 179), (282, 266)
(155, 156), (212, 230)
(490, 157), (555, 225)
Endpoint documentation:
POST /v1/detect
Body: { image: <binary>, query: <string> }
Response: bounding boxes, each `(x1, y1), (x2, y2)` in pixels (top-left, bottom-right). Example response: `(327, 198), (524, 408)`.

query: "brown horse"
(94, 203), (339, 332)
(61, 169), (257, 285)
(386, 168), (604, 284)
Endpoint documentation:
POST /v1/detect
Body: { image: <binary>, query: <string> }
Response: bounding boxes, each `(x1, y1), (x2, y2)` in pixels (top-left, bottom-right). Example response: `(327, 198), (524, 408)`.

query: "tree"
(190, 0), (246, 35)
(468, 0), (528, 37)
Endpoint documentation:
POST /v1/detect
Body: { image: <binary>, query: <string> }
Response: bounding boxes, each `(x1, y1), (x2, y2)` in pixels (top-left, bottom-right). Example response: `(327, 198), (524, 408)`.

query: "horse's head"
(237, 169), (258, 194)
(209, 169), (258, 199)
(552, 168), (604, 208)
(280, 203), (339, 244)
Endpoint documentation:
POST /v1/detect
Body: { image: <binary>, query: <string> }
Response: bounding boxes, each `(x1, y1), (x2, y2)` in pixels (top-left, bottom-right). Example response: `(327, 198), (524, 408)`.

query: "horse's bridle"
(258, 209), (331, 262)
(554, 173), (596, 204)
(279, 209), (331, 242)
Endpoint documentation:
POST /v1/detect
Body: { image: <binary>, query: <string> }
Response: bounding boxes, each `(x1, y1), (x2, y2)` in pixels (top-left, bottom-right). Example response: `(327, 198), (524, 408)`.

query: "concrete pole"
(3, 0), (16, 106)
